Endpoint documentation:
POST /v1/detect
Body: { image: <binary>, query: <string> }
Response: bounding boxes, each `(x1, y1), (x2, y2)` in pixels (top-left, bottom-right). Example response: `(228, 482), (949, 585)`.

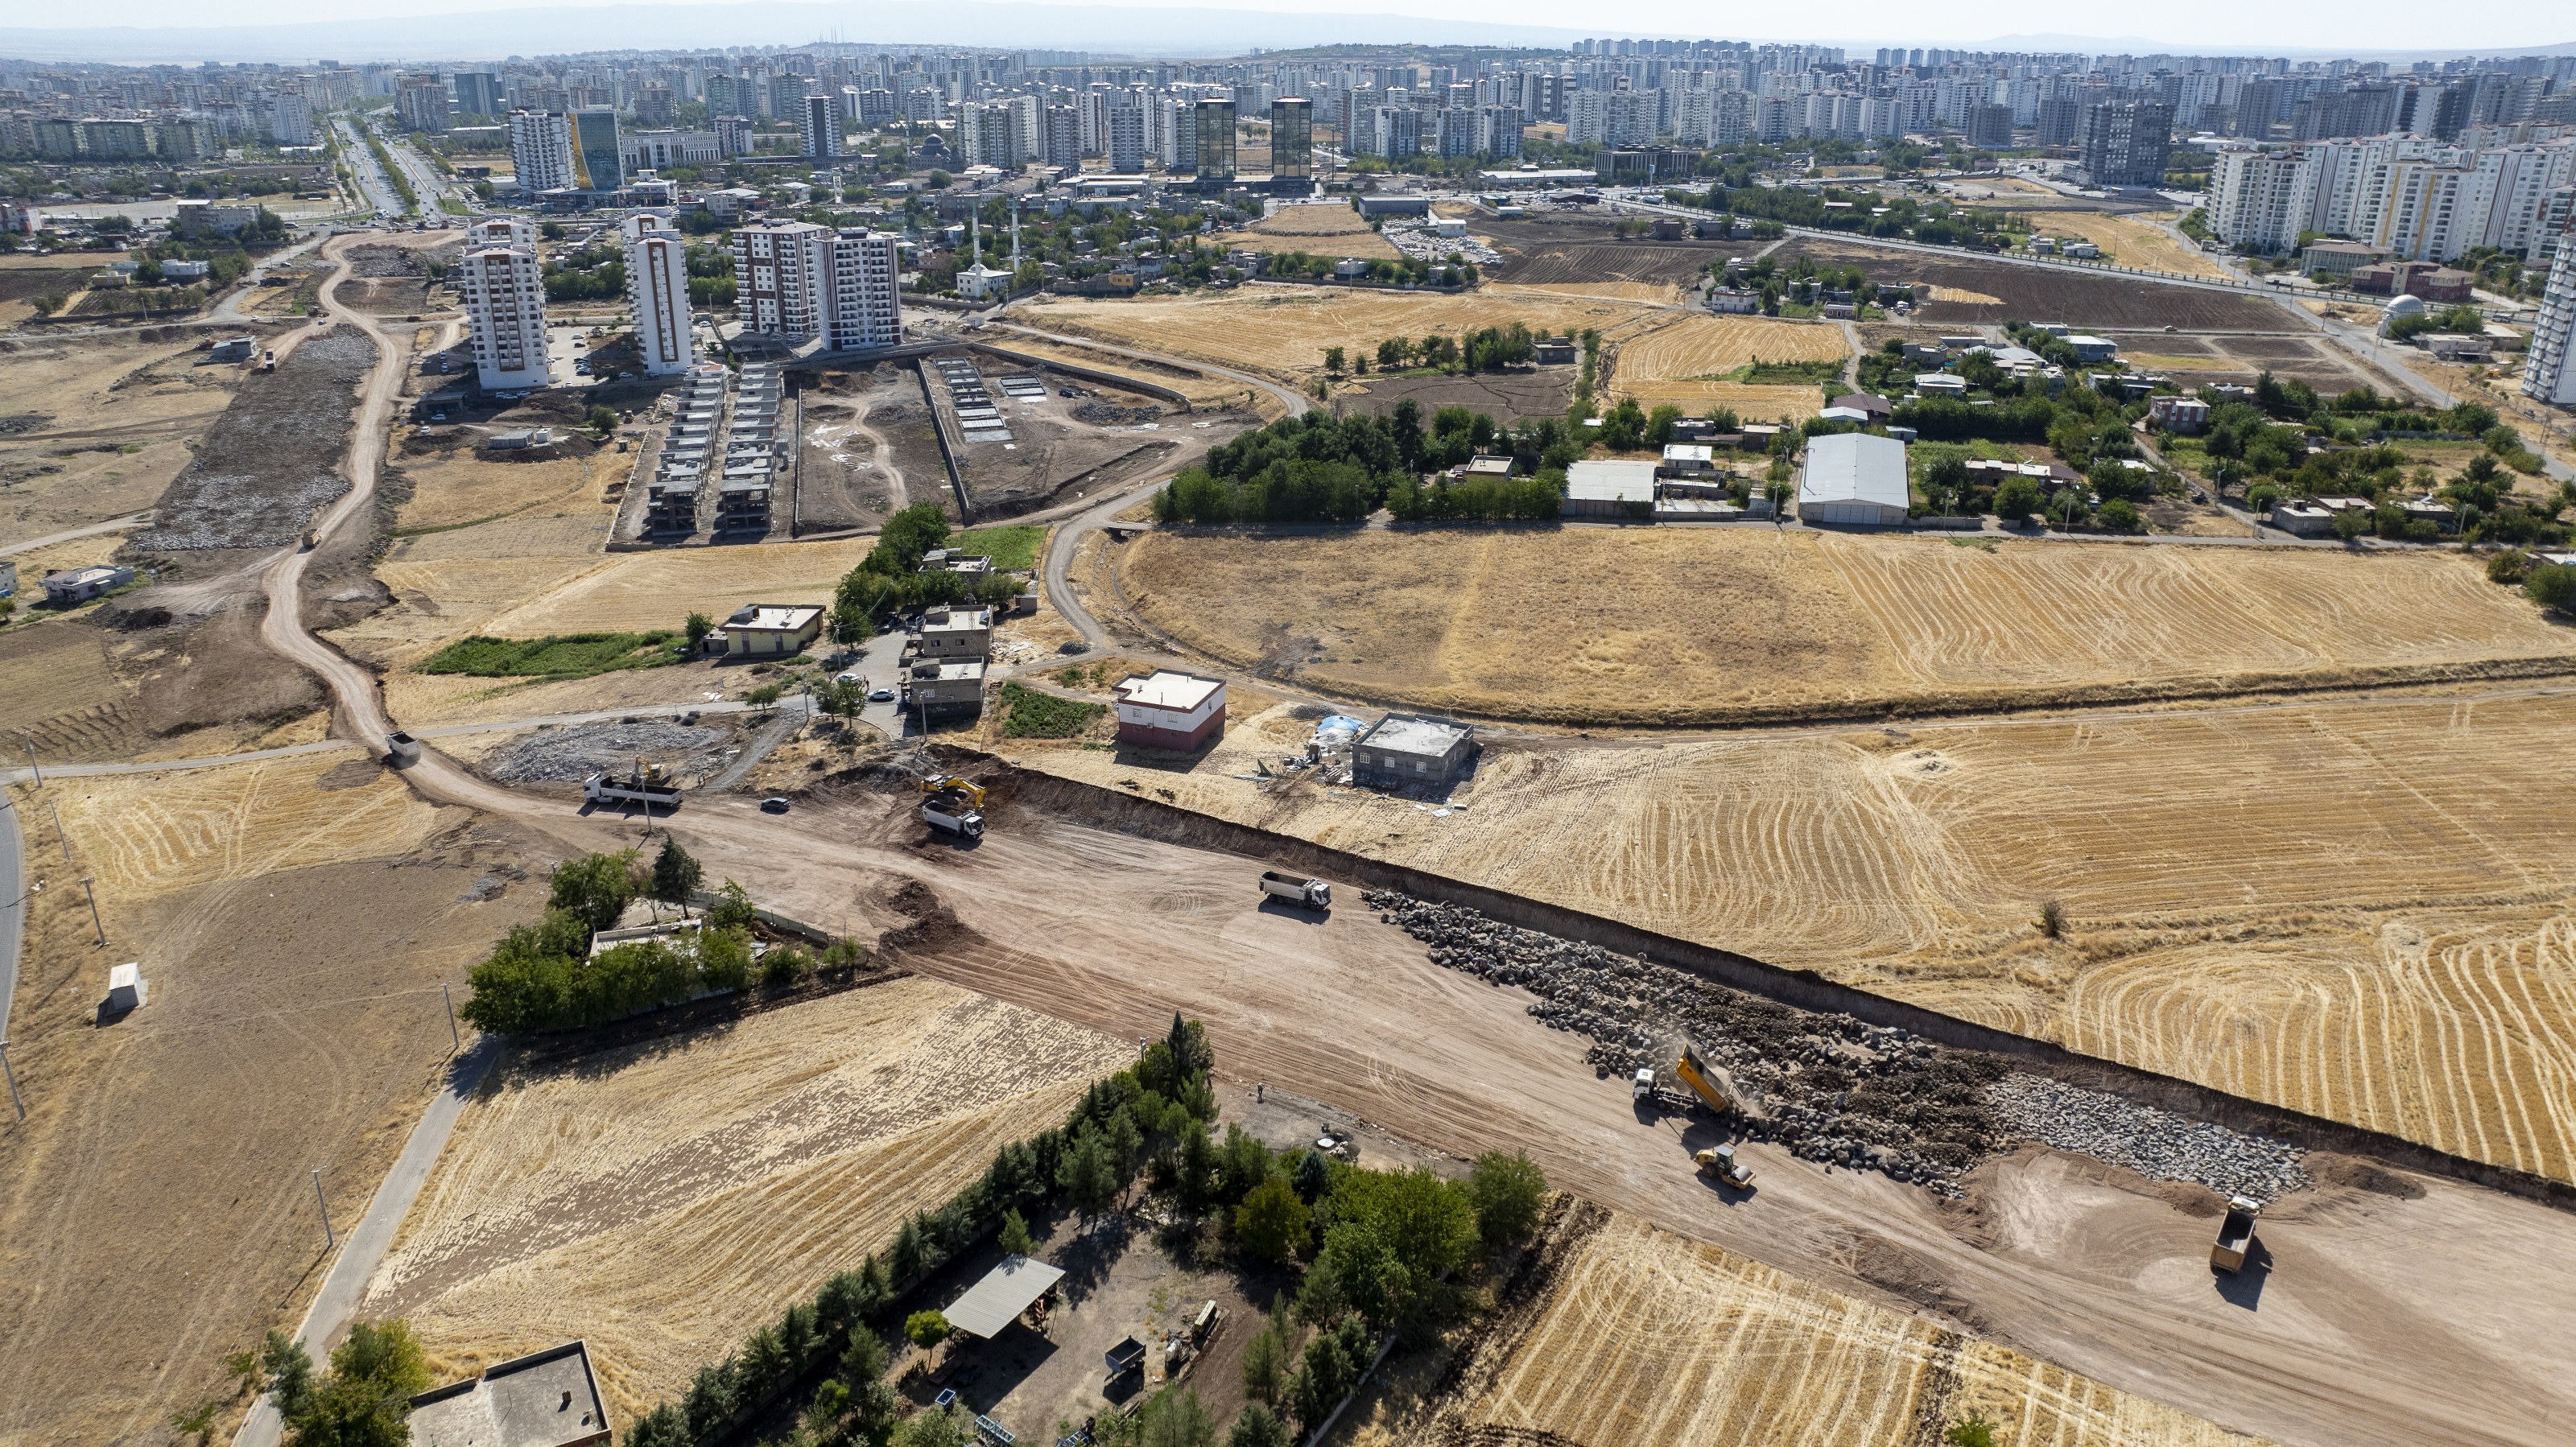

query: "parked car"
(867, 686), (896, 702)
(759, 797), (791, 814)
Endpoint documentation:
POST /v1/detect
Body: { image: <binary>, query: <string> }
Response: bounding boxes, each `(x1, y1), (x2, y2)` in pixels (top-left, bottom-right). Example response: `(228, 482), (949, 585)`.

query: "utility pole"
(440, 982), (460, 1053)
(79, 877), (103, 946)
(313, 1169), (335, 1250)
(1, 1041), (23, 1122)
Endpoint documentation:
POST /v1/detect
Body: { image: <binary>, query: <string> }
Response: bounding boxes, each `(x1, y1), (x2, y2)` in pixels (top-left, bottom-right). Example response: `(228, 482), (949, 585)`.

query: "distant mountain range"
(0, 5), (2566, 64)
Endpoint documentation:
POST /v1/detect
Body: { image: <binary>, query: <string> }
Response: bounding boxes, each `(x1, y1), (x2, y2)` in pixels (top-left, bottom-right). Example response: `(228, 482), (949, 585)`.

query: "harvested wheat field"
(1609, 315), (1847, 416)
(1104, 528), (2574, 725)
(363, 979), (1126, 1422)
(1022, 285), (1664, 379)
(1484, 279), (1686, 304)
(1426, 1209), (2260, 1447)
(2018, 211), (2234, 282)
(475, 537), (876, 638)
(1217, 203), (1398, 260)
(52, 750), (443, 897)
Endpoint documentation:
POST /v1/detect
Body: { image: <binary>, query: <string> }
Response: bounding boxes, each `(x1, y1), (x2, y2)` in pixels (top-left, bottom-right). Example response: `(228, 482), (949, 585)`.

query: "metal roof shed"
(1798, 432), (1910, 528)
(1561, 459), (1657, 517)
(943, 1255), (1067, 1338)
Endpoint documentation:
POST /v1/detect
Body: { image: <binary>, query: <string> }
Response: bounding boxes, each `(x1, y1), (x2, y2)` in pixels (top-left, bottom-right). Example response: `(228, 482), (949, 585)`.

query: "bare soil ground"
(1490, 241), (1719, 297)
(362, 976), (1127, 1424)
(799, 365), (920, 530)
(983, 333), (1259, 413)
(0, 332), (240, 542)
(1774, 238), (2287, 332)
(0, 762), (547, 1447)
(2104, 333), (2372, 396)
(637, 786), (2576, 1447)
(1096, 527), (2574, 725)
(1381, 1204), (2264, 1447)
(2014, 211), (2236, 282)
(130, 327), (378, 554)
(924, 351), (1204, 520)
(1336, 369), (1571, 427)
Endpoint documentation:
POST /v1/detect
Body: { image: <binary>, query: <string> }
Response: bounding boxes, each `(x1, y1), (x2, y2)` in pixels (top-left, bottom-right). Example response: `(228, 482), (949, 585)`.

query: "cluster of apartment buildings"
(644, 361), (782, 534)
(2209, 130), (2576, 262)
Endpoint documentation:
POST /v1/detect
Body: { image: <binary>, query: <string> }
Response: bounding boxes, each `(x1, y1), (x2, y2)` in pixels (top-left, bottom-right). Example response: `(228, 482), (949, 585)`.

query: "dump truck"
(1632, 1066), (1656, 1102)
(1675, 1041), (1740, 1119)
(1695, 1144), (1755, 1190)
(384, 731), (423, 767)
(584, 761), (682, 810)
(2211, 1196), (2262, 1273)
(922, 789), (984, 839)
(1258, 869), (1331, 911)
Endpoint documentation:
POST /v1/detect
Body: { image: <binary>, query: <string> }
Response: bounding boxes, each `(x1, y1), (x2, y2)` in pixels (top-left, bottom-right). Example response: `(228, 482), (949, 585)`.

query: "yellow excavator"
(917, 774), (986, 808)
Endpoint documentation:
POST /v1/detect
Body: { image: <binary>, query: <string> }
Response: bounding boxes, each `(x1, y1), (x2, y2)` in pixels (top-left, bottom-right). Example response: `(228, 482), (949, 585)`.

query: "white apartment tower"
(459, 216), (550, 390)
(799, 93), (840, 159)
(508, 109), (576, 195)
(1105, 89), (1148, 173)
(2524, 234), (2576, 408)
(621, 214), (694, 377)
(730, 219), (901, 352)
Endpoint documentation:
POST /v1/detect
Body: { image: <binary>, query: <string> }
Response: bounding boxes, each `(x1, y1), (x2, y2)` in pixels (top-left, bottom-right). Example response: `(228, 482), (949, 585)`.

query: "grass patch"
(417, 630), (684, 678)
(1947, 537), (1998, 552)
(1733, 358), (1844, 385)
(997, 681), (1104, 738)
(956, 524), (1045, 571)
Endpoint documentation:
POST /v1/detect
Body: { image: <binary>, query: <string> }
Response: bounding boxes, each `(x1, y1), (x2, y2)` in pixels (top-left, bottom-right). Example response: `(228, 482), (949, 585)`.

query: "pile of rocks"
(485, 720), (729, 785)
(1986, 1074), (2310, 1201)
(1365, 890), (2005, 1195)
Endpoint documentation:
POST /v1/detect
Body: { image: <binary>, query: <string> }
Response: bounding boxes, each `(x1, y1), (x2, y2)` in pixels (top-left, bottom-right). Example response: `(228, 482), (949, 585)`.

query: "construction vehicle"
(384, 731), (423, 767)
(1695, 1144), (1755, 1191)
(2211, 1196), (2262, 1273)
(584, 760), (683, 810)
(258, 349), (277, 372)
(1675, 1041), (1741, 1119)
(917, 774), (987, 809)
(1258, 869), (1331, 911)
(1632, 1066), (1656, 1102)
(922, 786), (984, 839)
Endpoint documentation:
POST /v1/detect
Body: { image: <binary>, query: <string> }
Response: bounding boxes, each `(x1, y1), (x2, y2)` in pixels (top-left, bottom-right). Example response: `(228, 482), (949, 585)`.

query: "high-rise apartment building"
(395, 75), (451, 134)
(574, 109), (622, 190)
(2073, 99), (2174, 188)
(728, 219), (902, 352)
(509, 109), (576, 195)
(451, 71), (502, 119)
(1195, 98), (1236, 181)
(800, 93), (840, 159)
(1965, 103), (2014, 150)
(822, 229), (902, 352)
(2523, 232), (2576, 407)
(622, 214), (694, 377)
(459, 217), (550, 390)
(1106, 89), (1148, 172)
(1480, 105), (1525, 159)
(1043, 105), (1081, 170)
(1270, 97), (1312, 179)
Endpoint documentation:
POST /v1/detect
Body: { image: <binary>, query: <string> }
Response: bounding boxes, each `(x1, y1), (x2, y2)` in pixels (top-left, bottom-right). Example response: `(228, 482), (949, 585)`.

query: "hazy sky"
(6, 0), (2569, 53)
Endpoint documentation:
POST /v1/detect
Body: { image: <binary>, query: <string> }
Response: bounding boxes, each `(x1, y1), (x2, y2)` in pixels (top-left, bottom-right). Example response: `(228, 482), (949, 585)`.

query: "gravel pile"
(133, 329), (379, 552)
(1364, 890), (2004, 1195)
(1072, 402), (1161, 427)
(1986, 1074), (2309, 1201)
(485, 722), (728, 784)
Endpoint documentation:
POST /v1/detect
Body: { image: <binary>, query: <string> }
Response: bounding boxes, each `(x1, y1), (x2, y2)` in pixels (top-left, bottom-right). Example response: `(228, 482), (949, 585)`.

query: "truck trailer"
(922, 793), (984, 839)
(2211, 1196), (2262, 1273)
(1258, 869), (1331, 911)
(584, 763), (683, 810)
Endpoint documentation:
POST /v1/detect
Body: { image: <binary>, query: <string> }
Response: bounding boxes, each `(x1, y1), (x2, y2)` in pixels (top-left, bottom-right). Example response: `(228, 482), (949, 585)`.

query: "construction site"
(10, 154), (2576, 1447)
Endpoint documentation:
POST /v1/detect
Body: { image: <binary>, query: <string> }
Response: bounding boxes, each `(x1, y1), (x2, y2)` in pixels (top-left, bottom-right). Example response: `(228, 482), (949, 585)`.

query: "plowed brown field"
(361, 979), (1127, 1422)
(1104, 529), (2574, 725)
(1445, 1212), (2263, 1447)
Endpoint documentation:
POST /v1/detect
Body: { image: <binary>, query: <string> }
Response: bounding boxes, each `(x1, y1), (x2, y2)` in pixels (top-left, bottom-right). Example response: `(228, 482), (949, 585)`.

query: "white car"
(867, 686), (896, 703)
(834, 670), (864, 685)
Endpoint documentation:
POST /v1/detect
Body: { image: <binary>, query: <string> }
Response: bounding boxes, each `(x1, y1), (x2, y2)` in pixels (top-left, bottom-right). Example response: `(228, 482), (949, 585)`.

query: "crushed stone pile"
(485, 722), (729, 784)
(132, 329), (378, 552)
(1071, 402), (1161, 427)
(1985, 1074), (2310, 1201)
(1363, 889), (2004, 1195)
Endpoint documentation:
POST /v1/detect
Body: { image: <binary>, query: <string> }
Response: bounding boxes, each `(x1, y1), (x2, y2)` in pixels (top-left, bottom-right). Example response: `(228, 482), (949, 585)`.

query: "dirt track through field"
(635, 789), (2576, 1447)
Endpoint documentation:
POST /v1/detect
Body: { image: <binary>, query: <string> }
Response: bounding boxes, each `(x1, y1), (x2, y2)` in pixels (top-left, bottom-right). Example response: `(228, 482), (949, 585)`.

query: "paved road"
(231, 1040), (501, 1447)
(0, 796), (23, 1049)
(984, 319), (1314, 419)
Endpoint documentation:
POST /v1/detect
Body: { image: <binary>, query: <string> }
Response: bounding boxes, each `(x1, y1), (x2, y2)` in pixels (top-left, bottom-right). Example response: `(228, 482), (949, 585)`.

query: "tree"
(708, 880), (757, 931)
(2330, 505), (2369, 542)
(2098, 498), (2145, 534)
(684, 612), (713, 649)
(1292, 1148), (1332, 1203)
(1992, 475), (2042, 521)
(1234, 1177), (1311, 1263)
(1946, 1415), (1998, 1447)
(905, 1310), (952, 1350)
(1059, 1127), (1120, 1222)
(547, 851), (638, 934)
(1137, 1388), (1216, 1447)
(650, 838), (703, 915)
(1322, 345), (1345, 373)
(283, 1319), (431, 1447)
(896, 1405), (976, 1447)
(2527, 563), (2576, 613)
(1466, 1150), (1546, 1251)
(1166, 1011), (1212, 1078)
(999, 1207), (1036, 1256)
(1227, 1402), (1290, 1447)
(586, 403), (617, 435)
(1240, 1309), (1291, 1408)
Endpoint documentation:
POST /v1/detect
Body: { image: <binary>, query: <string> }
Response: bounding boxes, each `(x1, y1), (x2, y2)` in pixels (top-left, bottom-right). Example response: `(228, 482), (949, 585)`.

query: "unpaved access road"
(646, 788), (2576, 1447)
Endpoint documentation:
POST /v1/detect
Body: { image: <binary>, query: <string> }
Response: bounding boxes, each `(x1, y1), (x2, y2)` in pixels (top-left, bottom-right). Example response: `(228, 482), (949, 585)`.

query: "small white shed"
(106, 963), (148, 1012)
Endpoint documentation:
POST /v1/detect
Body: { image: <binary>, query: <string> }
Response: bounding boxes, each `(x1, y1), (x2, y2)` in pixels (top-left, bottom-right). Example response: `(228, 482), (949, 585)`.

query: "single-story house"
(1561, 459), (1658, 518)
(1830, 394), (1893, 422)
(1660, 443), (1717, 476)
(409, 1342), (611, 1447)
(1353, 714), (1476, 789)
(1913, 373), (1967, 397)
(2270, 501), (2335, 536)
(1113, 670), (1226, 752)
(1797, 432), (1910, 528)
(704, 603), (824, 657)
(41, 564), (133, 604)
(1817, 406), (1874, 424)
(2066, 335), (2119, 363)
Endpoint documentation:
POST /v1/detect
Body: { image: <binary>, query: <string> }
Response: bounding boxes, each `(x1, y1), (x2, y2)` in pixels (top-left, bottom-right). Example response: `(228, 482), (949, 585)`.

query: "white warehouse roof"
(1798, 432), (1910, 519)
(1564, 459), (1658, 504)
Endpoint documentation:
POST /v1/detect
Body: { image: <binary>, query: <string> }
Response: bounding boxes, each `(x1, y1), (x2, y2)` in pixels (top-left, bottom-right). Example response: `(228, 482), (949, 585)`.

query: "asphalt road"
(0, 796), (23, 1049)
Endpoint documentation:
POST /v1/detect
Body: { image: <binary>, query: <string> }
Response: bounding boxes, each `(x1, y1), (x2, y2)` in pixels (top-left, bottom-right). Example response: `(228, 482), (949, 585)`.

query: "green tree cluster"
(828, 503), (1020, 637)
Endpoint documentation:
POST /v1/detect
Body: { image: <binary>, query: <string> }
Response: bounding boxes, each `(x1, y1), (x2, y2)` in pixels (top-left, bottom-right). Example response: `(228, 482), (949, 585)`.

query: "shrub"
(2527, 562), (2576, 612)
(1467, 1150), (1548, 1251)
(2096, 498), (2144, 534)
(416, 631), (683, 678)
(1946, 1415), (1998, 1447)
(759, 946), (815, 987)
(904, 1310), (952, 1350)
(2487, 549), (2530, 584)
(1992, 476), (2042, 521)
(2039, 900), (2066, 938)
(999, 681), (1106, 738)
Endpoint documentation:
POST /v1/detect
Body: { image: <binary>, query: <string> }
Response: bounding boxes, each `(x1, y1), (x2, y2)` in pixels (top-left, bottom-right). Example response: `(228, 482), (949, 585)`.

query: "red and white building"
(1113, 670), (1225, 752)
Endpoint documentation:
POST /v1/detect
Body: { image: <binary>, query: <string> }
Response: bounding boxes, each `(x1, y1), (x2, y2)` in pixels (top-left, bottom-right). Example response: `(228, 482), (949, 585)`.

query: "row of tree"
(1323, 324), (1539, 377)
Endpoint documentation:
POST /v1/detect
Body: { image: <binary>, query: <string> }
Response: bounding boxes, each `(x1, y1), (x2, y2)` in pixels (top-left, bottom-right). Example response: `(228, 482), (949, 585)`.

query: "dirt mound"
(132, 328), (378, 553)
(1852, 1231), (1988, 1330)
(483, 721), (729, 785)
(2306, 1151), (2428, 1200)
(875, 878), (976, 957)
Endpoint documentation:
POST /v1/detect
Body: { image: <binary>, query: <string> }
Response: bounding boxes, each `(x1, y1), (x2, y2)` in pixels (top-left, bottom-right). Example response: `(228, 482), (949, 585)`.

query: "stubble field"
(1423, 1209), (2263, 1447)
(1608, 314), (1848, 418)
(361, 978), (1127, 1423)
(1023, 285), (1666, 379)
(2013, 211), (2235, 282)
(1101, 528), (2574, 725)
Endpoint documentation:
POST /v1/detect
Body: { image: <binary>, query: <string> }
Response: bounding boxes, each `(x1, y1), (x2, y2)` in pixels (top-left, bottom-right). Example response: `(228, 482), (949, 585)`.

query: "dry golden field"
(1022, 285), (1665, 378)
(2018, 212), (2235, 281)
(1104, 529), (2574, 725)
(473, 537), (874, 637)
(1930, 284), (2008, 306)
(1216, 204), (1399, 259)
(985, 330), (1266, 411)
(1432, 1211), (2262, 1447)
(50, 751), (442, 898)
(1608, 314), (1848, 416)
(1484, 279), (1688, 304)
(363, 979), (1126, 1423)
(0, 332), (237, 540)
(1019, 682), (2576, 1185)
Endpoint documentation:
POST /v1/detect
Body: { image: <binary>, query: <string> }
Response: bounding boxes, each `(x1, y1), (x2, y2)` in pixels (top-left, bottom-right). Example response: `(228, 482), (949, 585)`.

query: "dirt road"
(642, 789), (2576, 1447)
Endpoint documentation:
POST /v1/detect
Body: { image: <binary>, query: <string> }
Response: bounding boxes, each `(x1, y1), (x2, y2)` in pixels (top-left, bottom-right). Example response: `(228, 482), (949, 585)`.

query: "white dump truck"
(584, 762), (683, 810)
(922, 791), (984, 839)
(1633, 1066), (1657, 1102)
(1258, 869), (1331, 911)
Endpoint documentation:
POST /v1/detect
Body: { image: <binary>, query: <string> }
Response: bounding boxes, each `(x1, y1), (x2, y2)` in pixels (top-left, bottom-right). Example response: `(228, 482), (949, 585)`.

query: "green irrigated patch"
(417, 631), (684, 678)
(956, 525), (1045, 572)
(997, 681), (1104, 738)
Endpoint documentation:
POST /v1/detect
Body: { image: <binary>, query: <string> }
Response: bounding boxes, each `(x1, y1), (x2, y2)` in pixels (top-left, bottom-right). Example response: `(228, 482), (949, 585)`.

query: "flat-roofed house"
(1113, 670), (1226, 752)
